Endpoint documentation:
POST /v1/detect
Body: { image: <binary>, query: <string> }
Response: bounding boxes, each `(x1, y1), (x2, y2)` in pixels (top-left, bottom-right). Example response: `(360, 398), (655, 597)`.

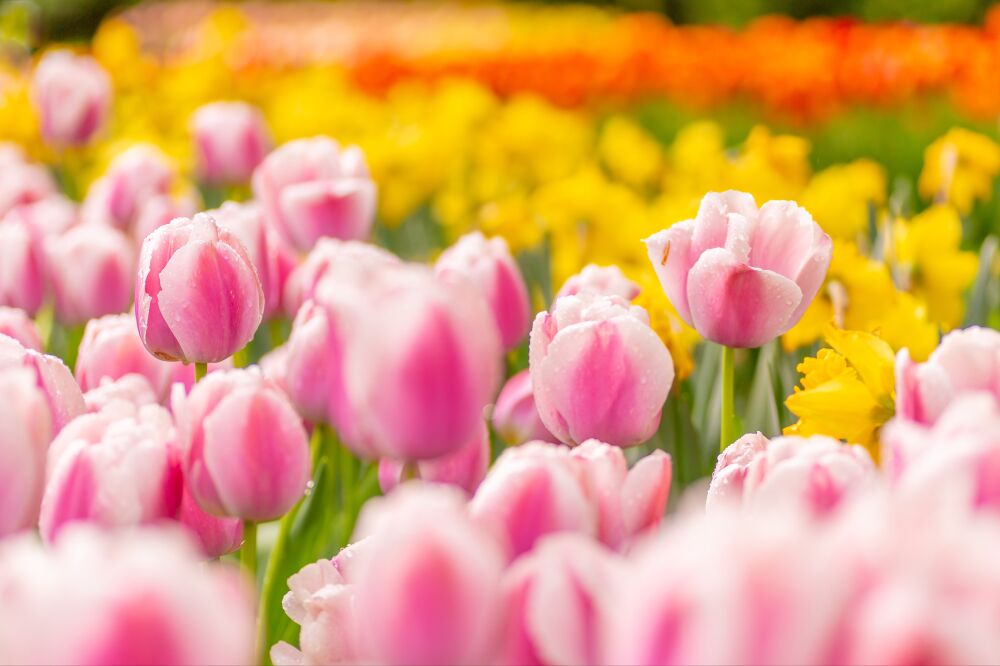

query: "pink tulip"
(4, 193), (77, 237)
(0, 306), (42, 350)
(500, 534), (622, 666)
(341, 265), (502, 460)
(0, 155), (55, 219)
(135, 213), (264, 363)
(39, 402), (181, 542)
(707, 433), (877, 516)
(75, 313), (177, 402)
(83, 374), (159, 413)
(192, 101), (272, 185)
(645, 190), (832, 348)
(283, 238), (399, 315)
(0, 526), (255, 665)
(252, 136), (377, 251)
(435, 231), (531, 351)
(379, 422), (491, 496)
(174, 367), (309, 521)
(132, 192), (199, 246)
(177, 483), (243, 559)
(46, 224), (135, 326)
(470, 442), (597, 558)
(0, 333), (85, 433)
(282, 299), (344, 425)
(556, 263), (641, 301)
(895, 326), (1000, 427)
(883, 395), (1000, 519)
(571, 439), (673, 549)
(492, 369), (557, 445)
(271, 556), (359, 666)
(0, 368), (52, 537)
(609, 508), (856, 666)
(529, 292), (674, 447)
(31, 50), (111, 146)
(81, 144), (175, 231)
(0, 216), (47, 316)
(208, 201), (296, 319)
(350, 484), (507, 665)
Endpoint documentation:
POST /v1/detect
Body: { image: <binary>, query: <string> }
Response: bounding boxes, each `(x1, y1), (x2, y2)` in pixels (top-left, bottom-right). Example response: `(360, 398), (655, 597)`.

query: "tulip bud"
(0, 216), (46, 316)
(379, 422), (490, 496)
(177, 483), (243, 559)
(4, 194), (77, 237)
(529, 292), (674, 447)
(46, 224), (135, 326)
(351, 484), (507, 665)
(491, 369), (557, 445)
(253, 136), (377, 251)
(708, 433), (877, 515)
(208, 201), (296, 319)
(82, 374), (159, 413)
(0, 306), (42, 351)
(0, 333), (85, 433)
(0, 155), (55, 219)
(132, 193), (199, 246)
(500, 534), (622, 666)
(341, 265), (502, 460)
(283, 238), (400, 316)
(81, 145), (175, 231)
(470, 443), (596, 558)
(0, 368), (52, 537)
(192, 101), (272, 185)
(39, 402), (182, 542)
(895, 326), (1000, 427)
(31, 50), (111, 147)
(174, 368), (310, 521)
(645, 190), (832, 348)
(75, 314), (177, 402)
(435, 231), (531, 351)
(135, 213), (264, 363)
(0, 527), (255, 665)
(556, 263), (641, 301)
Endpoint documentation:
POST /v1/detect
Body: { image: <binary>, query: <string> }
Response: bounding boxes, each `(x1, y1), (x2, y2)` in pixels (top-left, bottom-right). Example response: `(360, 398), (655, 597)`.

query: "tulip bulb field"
(1, 1), (1000, 664)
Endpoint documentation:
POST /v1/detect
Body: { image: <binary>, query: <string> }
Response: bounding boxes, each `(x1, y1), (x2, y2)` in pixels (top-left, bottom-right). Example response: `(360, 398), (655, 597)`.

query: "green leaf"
(964, 236), (999, 327)
(744, 341), (781, 438)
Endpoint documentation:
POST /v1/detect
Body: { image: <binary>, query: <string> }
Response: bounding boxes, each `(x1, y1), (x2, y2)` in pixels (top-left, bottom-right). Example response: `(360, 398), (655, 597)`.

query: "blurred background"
(5, 0), (999, 42)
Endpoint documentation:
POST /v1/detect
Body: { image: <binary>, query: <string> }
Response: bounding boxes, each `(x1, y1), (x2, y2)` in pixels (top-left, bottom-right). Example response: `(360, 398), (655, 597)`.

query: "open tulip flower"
(645, 190), (832, 349)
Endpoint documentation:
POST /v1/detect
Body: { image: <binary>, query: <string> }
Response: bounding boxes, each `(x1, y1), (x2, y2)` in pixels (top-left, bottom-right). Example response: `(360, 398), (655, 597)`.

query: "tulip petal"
(621, 450), (672, 538)
(156, 240), (263, 364)
(278, 179), (376, 250)
(686, 247), (802, 348)
(644, 221), (695, 324)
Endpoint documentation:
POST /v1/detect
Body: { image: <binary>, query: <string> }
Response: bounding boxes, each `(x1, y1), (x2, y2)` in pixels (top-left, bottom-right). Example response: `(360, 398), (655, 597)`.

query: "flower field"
(0, 2), (999, 664)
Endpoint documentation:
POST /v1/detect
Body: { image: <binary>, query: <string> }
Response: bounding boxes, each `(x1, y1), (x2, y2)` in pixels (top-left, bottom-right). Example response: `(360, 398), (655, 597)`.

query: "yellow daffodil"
(598, 115), (663, 190)
(918, 127), (1000, 214)
(785, 326), (896, 458)
(730, 125), (811, 202)
(888, 204), (979, 330)
(799, 159), (886, 239)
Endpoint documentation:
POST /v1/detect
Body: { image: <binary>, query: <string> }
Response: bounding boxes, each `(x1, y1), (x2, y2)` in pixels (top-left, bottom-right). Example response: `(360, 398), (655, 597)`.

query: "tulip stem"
(194, 362), (208, 382)
(720, 345), (736, 452)
(241, 520), (257, 584)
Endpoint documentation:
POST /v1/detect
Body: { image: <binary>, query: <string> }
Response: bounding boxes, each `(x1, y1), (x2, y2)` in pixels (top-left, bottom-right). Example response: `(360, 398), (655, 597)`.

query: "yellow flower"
(889, 205), (979, 330)
(918, 127), (1000, 214)
(598, 115), (663, 190)
(799, 159), (886, 239)
(730, 125), (811, 202)
(785, 327), (896, 458)
(663, 121), (730, 196)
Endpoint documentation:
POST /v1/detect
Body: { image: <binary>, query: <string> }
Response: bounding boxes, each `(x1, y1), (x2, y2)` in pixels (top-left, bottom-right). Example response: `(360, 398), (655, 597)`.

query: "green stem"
(194, 362), (208, 382)
(233, 344), (249, 369)
(36, 301), (54, 354)
(720, 345), (736, 453)
(241, 520), (257, 583)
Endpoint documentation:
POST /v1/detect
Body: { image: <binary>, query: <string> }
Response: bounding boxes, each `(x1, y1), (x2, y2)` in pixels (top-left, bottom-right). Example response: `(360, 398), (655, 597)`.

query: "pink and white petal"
(621, 450), (672, 539)
(644, 221), (695, 324)
(686, 248), (801, 348)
